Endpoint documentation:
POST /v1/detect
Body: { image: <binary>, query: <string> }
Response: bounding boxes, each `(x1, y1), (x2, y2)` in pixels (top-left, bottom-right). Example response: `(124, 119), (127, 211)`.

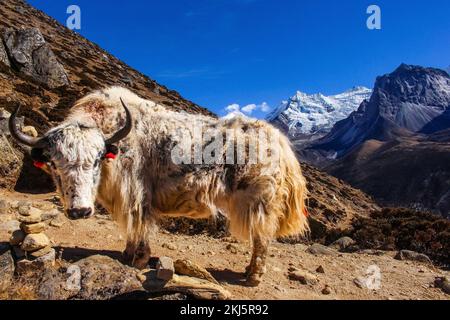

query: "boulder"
(174, 259), (219, 284)
(28, 245), (53, 259)
(0, 39), (10, 67)
(20, 222), (46, 234)
(2, 28), (69, 88)
(0, 199), (9, 214)
(306, 243), (336, 256)
(73, 255), (143, 300)
(18, 208), (42, 223)
(0, 219), (20, 233)
(142, 270), (231, 300)
(9, 229), (26, 245)
(21, 233), (50, 251)
(156, 256), (175, 281)
(288, 270), (319, 285)
(0, 250), (15, 292)
(394, 250), (432, 264)
(329, 237), (356, 251)
(434, 277), (450, 295)
(16, 248), (55, 274)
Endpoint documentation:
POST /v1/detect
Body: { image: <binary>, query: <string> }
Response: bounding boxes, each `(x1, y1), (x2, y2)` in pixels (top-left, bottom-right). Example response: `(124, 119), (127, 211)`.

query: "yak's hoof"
(245, 274), (262, 287)
(132, 257), (150, 270)
(122, 251), (134, 265)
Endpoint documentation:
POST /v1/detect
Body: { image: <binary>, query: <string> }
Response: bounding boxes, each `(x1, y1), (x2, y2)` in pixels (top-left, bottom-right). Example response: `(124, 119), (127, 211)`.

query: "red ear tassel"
(303, 207), (309, 217)
(105, 153), (117, 160)
(33, 161), (46, 169)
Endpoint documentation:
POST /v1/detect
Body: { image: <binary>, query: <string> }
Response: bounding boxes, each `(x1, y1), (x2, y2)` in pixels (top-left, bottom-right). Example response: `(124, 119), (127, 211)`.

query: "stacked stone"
(9, 204), (55, 266)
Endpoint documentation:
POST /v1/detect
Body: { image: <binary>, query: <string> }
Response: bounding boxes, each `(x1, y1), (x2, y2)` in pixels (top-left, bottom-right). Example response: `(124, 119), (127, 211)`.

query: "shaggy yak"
(9, 87), (308, 286)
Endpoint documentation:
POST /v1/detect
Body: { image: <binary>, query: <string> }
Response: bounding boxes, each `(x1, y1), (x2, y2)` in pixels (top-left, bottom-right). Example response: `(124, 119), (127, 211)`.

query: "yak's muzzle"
(67, 207), (93, 220)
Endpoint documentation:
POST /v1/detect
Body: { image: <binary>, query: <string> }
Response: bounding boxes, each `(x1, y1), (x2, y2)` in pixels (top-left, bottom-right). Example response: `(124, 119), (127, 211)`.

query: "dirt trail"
(0, 191), (448, 300)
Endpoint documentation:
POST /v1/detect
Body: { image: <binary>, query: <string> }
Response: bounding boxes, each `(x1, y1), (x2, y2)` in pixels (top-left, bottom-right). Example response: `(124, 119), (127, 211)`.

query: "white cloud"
(241, 104), (257, 114)
(223, 102), (272, 119)
(225, 103), (240, 113)
(260, 102), (271, 112)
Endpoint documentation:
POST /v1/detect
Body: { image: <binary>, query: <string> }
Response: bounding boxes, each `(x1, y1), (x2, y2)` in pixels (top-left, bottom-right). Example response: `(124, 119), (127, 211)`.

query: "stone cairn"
(9, 204), (55, 269)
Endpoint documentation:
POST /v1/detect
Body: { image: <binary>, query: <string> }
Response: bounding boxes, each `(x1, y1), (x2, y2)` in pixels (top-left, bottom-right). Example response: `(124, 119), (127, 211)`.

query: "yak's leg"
(245, 234), (270, 287)
(131, 208), (156, 270)
(122, 240), (137, 265)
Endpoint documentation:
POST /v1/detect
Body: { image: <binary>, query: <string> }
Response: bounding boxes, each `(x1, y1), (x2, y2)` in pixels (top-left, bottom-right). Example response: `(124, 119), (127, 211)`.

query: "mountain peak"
(268, 87), (372, 139)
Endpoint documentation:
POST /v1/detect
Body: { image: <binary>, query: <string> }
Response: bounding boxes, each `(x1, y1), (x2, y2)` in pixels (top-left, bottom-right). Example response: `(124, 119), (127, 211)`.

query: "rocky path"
(0, 191), (449, 300)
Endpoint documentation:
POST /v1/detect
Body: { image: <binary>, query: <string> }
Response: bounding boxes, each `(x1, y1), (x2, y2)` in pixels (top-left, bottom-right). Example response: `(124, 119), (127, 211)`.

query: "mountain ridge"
(268, 86), (372, 141)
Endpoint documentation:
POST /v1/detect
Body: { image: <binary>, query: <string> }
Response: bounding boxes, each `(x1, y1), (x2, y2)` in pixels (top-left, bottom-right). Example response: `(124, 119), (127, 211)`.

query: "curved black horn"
(8, 105), (47, 148)
(105, 98), (133, 145)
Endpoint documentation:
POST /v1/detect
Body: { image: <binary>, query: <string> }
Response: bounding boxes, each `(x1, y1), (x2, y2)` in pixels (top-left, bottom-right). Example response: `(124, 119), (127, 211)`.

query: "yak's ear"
(30, 148), (49, 163)
(104, 144), (119, 160)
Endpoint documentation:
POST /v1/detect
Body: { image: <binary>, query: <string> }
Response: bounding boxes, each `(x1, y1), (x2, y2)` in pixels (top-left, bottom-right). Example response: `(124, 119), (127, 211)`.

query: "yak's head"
(9, 99), (132, 220)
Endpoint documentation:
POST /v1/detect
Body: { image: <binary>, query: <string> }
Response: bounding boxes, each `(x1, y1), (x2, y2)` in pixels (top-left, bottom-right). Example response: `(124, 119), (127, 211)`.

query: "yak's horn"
(8, 105), (47, 148)
(105, 98), (133, 145)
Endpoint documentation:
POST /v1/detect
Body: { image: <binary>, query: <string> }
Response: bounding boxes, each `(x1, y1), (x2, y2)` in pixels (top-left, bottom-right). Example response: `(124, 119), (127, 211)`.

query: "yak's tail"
(275, 135), (309, 238)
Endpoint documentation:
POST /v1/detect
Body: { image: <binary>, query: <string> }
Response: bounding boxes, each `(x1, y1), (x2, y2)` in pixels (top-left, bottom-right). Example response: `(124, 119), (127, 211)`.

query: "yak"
(9, 86), (308, 286)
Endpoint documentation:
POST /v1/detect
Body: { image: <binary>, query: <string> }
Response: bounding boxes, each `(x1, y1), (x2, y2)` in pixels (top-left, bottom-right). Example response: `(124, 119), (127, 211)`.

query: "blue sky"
(28, 0), (450, 118)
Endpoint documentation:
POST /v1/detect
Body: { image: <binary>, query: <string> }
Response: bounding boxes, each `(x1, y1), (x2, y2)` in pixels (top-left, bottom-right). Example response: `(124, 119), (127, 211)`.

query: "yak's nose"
(67, 207), (93, 220)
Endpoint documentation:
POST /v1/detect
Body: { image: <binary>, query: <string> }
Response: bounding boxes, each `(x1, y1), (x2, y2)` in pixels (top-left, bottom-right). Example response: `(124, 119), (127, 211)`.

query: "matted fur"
(65, 86), (309, 244)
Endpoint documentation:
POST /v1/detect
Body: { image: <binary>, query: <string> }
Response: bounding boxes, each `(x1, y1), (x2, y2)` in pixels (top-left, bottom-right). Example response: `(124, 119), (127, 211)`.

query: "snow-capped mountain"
(311, 64), (450, 159)
(267, 86), (372, 139)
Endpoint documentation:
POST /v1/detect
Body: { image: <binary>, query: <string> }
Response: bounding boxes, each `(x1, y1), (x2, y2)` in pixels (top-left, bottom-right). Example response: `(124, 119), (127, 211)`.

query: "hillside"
(0, 0), (214, 191)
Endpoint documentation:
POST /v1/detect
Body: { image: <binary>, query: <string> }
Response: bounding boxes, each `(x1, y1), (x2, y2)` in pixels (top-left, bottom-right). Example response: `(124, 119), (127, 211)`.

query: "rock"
(0, 199), (9, 214)
(0, 250), (15, 292)
(394, 250), (432, 264)
(142, 271), (231, 300)
(12, 246), (26, 259)
(28, 245), (53, 259)
(330, 237), (355, 251)
(306, 243), (336, 256)
(0, 38), (10, 67)
(316, 265), (325, 273)
(322, 285), (332, 295)
(151, 293), (188, 300)
(156, 256), (175, 281)
(21, 233), (50, 251)
(16, 249), (56, 274)
(434, 277), (450, 295)
(18, 205), (31, 216)
(162, 243), (177, 251)
(353, 277), (367, 289)
(174, 259), (219, 285)
(9, 229), (26, 245)
(41, 210), (60, 221)
(18, 208), (42, 223)
(20, 222), (46, 234)
(226, 243), (238, 254)
(21, 126), (38, 138)
(288, 270), (318, 285)
(2, 28), (69, 88)
(288, 266), (299, 272)
(49, 218), (65, 228)
(0, 219), (20, 233)
(74, 255), (143, 300)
